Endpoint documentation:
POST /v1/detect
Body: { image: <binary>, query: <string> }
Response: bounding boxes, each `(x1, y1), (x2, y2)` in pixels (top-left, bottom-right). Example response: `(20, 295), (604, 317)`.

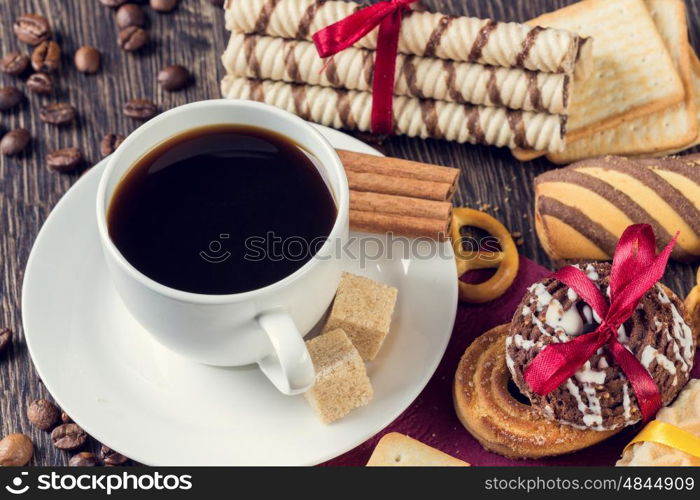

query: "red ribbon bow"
(312, 0), (418, 134)
(524, 224), (678, 422)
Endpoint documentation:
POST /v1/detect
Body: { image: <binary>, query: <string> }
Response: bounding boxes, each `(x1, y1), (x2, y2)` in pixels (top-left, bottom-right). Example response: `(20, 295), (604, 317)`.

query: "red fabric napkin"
(324, 256), (700, 466)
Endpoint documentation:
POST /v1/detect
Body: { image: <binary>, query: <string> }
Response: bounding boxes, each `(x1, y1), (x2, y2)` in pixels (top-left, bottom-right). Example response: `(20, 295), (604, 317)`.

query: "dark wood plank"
(0, 0), (698, 465)
(1, 0), (230, 467)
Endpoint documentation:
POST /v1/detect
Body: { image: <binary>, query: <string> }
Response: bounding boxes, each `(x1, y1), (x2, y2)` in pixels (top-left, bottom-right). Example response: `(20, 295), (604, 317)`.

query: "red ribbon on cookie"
(524, 224), (678, 422)
(312, 0), (418, 134)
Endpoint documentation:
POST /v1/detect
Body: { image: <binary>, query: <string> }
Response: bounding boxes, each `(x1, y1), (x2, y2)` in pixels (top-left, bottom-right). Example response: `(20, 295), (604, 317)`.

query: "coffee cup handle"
(256, 310), (316, 396)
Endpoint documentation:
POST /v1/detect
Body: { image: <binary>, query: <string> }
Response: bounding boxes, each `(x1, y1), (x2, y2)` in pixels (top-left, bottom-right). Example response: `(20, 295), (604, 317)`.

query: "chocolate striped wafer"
(222, 32), (571, 114)
(221, 75), (566, 151)
(534, 155), (700, 262)
(223, 0), (590, 75)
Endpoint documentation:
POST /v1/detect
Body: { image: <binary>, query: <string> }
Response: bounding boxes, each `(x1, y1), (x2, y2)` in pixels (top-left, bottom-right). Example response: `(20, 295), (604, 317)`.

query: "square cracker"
(366, 433), (469, 466)
(528, 0), (684, 142)
(512, 0), (690, 162)
(546, 0), (697, 163)
(652, 51), (700, 156)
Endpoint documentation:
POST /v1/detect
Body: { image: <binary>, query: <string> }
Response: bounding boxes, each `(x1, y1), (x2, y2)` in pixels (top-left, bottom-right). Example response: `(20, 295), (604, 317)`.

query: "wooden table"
(1, 0), (698, 466)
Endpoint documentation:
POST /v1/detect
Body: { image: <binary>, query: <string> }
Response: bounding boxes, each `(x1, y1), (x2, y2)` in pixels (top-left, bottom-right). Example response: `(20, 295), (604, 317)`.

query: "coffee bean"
(0, 434), (33, 466)
(0, 86), (24, 111)
(157, 64), (190, 91)
(27, 399), (60, 431)
(1, 52), (30, 75)
(69, 451), (98, 466)
(116, 4), (146, 28)
(13, 14), (51, 46)
(40, 103), (76, 125)
(31, 40), (61, 73)
(99, 0), (129, 7)
(27, 72), (53, 94)
(100, 445), (129, 465)
(118, 26), (149, 51)
(150, 0), (178, 12)
(100, 133), (125, 157)
(0, 328), (12, 353)
(74, 46), (101, 73)
(50, 423), (87, 450)
(61, 411), (72, 424)
(47, 147), (83, 173)
(123, 98), (157, 120)
(0, 129), (30, 156)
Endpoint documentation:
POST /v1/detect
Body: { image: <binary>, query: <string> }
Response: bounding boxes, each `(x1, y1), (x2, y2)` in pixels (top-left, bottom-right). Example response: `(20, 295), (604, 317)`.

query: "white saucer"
(21, 125), (457, 465)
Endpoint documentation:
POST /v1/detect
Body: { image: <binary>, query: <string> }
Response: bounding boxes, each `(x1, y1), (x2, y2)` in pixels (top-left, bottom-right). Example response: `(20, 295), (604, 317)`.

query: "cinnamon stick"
(338, 149), (459, 188)
(338, 150), (459, 239)
(350, 210), (450, 241)
(346, 170), (454, 202)
(350, 190), (451, 221)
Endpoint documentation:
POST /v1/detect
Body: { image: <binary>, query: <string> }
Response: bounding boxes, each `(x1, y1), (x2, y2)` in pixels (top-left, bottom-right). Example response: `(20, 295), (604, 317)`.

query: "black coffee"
(108, 125), (337, 294)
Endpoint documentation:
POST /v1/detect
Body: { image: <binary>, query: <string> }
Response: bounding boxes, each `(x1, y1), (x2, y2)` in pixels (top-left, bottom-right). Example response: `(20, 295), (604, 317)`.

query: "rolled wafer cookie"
(222, 32), (571, 114)
(223, 0), (590, 74)
(221, 75), (566, 151)
(534, 155), (700, 262)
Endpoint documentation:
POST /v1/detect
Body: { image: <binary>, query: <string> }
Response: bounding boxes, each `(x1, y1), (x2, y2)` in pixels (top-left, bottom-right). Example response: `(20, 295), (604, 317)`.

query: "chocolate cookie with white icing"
(506, 262), (695, 431)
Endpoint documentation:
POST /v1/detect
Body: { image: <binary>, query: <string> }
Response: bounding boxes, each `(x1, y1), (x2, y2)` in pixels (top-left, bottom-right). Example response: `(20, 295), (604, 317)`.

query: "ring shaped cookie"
(453, 325), (618, 459)
(451, 208), (519, 303)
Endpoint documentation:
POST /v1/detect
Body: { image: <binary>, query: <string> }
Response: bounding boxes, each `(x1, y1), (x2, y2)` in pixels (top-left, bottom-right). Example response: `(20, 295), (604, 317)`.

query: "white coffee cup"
(96, 100), (349, 395)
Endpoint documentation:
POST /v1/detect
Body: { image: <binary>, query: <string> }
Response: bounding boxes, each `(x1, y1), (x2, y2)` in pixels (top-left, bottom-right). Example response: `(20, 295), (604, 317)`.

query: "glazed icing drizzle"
(657, 286), (695, 362)
(545, 297), (584, 338)
(641, 345), (677, 379)
(622, 384), (632, 421)
(566, 376), (603, 428)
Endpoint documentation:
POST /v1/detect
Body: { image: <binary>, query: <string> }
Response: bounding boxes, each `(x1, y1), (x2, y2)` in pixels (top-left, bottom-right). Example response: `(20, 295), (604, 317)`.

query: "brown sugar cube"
(323, 272), (398, 361)
(304, 328), (373, 424)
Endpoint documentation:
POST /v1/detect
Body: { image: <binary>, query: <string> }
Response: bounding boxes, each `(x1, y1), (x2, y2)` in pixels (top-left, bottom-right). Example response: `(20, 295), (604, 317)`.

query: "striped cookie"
(534, 155), (700, 262)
